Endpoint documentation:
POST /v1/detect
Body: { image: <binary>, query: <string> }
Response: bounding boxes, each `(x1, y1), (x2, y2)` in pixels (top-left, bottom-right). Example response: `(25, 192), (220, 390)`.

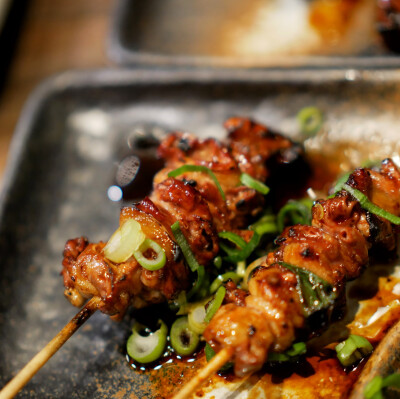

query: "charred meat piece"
(61, 119), (307, 319)
(204, 159), (400, 377)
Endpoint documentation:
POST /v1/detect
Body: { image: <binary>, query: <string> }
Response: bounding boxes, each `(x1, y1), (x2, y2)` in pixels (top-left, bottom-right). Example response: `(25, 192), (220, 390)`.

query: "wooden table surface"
(0, 0), (115, 188)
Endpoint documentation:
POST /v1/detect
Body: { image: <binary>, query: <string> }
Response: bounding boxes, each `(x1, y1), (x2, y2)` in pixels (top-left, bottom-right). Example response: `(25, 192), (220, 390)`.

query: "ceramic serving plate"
(108, 0), (400, 68)
(1, 68), (400, 398)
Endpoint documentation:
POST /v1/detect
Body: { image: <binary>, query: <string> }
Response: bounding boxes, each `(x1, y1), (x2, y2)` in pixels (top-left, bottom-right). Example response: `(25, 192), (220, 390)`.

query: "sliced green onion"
(381, 373), (400, 389)
(171, 221), (201, 272)
(210, 272), (241, 294)
(277, 199), (313, 232)
(276, 262), (337, 317)
(168, 164), (226, 201)
(364, 373), (400, 399)
(103, 219), (146, 263)
(170, 317), (200, 356)
(242, 255), (268, 290)
(204, 286), (226, 323)
(250, 213), (278, 236)
(218, 231), (247, 249)
(188, 304), (207, 335)
(126, 320), (167, 364)
(297, 106), (323, 136)
(133, 238), (166, 271)
(236, 261), (246, 278)
(176, 295), (209, 316)
(343, 184), (400, 225)
(221, 231), (261, 263)
(169, 291), (187, 313)
(204, 343), (233, 372)
(365, 376), (384, 399)
(267, 342), (307, 363)
(335, 334), (373, 367)
(187, 266), (206, 300)
(240, 173), (270, 195)
(213, 256), (222, 269)
(332, 172), (351, 194)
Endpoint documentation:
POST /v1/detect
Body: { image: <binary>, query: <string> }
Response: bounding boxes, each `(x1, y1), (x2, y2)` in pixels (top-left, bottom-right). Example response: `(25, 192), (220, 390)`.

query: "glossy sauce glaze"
(120, 140), (400, 398)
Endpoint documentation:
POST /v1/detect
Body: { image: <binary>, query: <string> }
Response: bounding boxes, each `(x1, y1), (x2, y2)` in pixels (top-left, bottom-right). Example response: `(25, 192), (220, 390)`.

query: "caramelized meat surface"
(62, 118), (304, 319)
(204, 159), (400, 377)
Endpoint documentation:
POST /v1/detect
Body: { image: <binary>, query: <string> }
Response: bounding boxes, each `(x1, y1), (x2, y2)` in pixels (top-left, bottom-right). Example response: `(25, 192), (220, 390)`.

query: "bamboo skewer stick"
(173, 347), (234, 399)
(0, 297), (102, 399)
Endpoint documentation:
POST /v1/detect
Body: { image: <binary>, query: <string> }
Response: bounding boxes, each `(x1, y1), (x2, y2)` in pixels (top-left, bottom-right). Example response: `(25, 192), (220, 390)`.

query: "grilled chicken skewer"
(175, 158), (400, 398)
(0, 118), (305, 398)
(61, 117), (305, 320)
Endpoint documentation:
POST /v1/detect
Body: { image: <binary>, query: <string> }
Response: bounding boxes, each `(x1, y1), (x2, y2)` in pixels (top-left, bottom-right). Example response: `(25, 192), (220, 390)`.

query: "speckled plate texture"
(1, 68), (400, 398)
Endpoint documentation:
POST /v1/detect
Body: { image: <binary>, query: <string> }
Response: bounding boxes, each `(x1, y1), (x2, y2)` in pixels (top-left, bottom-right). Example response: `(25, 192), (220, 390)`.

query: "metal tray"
(108, 0), (400, 68)
(1, 68), (400, 398)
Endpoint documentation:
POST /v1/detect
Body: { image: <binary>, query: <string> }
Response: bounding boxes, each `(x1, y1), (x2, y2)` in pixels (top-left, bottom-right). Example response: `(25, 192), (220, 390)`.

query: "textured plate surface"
(108, 0), (400, 68)
(1, 68), (400, 398)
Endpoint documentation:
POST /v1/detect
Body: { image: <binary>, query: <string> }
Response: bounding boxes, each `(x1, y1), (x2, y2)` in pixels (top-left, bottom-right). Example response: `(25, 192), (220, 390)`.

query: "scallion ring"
(170, 317), (200, 356)
(168, 164), (226, 201)
(240, 173), (270, 195)
(204, 286), (226, 323)
(187, 266), (206, 300)
(103, 219), (146, 263)
(133, 238), (166, 271)
(277, 199), (313, 232)
(210, 272), (241, 294)
(364, 373), (400, 399)
(335, 334), (373, 367)
(297, 106), (323, 136)
(126, 320), (167, 364)
(218, 231), (247, 249)
(171, 221), (201, 272)
(267, 342), (307, 363)
(220, 231), (261, 263)
(343, 184), (400, 225)
(188, 305), (207, 335)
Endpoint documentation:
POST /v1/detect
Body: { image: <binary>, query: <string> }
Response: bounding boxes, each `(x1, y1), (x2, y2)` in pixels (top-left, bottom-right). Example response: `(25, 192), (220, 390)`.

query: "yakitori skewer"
(0, 297), (101, 399)
(1, 118), (304, 398)
(173, 158), (400, 398)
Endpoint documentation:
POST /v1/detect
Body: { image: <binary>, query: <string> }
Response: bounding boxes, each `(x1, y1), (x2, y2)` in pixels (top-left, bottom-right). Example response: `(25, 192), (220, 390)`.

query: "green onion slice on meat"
(168, 164), (226, 201)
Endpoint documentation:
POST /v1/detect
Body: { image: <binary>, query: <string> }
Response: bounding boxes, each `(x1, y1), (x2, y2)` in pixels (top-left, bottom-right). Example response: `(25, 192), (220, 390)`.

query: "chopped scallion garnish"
(240, 173), (270, 195)
(170, 317), (200, 356)
(297, 106), (323, 136)
(133, 238), (166, 271)
(171, 221), (201, 272)
(220, 231), (261, 263)
(168, 164), (226, 201)
(344, 184), (400, 225)
(276, 262), (337, 316)
(267, 341), (307, 363)
(277, 199), (313, 232)
(126, 320), (167, 364)
(204, 286), (226, 323)
(210, 272), (241, 294)
(335, 334), (373, 367)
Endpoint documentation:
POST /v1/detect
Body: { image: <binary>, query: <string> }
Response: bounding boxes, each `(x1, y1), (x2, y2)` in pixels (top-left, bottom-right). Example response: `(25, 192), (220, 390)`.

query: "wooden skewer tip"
(0, 297), (101, 399)
(173, 347), (234, 399)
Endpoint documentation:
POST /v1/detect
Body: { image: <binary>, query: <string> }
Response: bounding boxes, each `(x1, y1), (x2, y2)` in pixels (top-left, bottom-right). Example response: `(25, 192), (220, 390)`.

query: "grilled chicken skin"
(61, 118), (305, 319)
(204, 158), (400, 377)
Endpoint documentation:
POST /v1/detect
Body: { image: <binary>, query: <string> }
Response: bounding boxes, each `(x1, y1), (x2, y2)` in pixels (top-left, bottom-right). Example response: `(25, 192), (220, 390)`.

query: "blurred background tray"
(108, 0), (400, 68)
(1, 68), (400, 398)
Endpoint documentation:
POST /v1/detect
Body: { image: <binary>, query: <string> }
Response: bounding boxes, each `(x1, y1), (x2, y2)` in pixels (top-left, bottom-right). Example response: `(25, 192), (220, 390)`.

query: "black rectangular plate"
(108, 0), (400, 68)
(1, 68), (400, 398)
